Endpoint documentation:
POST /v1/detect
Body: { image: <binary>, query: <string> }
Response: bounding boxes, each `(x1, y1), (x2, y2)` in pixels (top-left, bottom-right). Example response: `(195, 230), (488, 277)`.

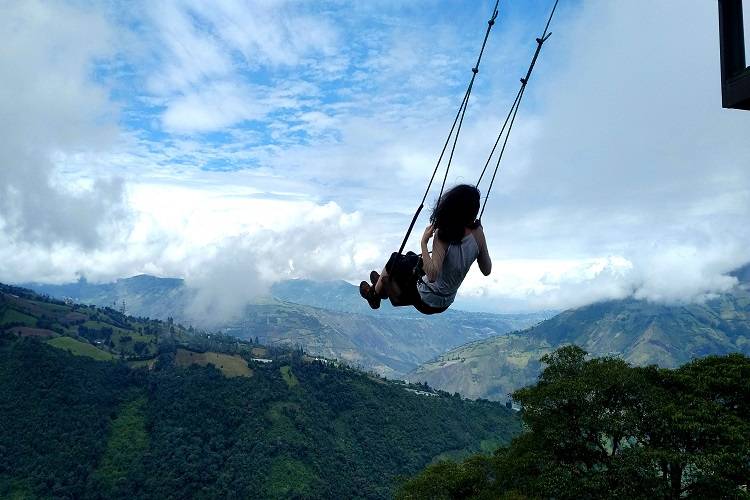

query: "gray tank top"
(417, 234), (479, 308)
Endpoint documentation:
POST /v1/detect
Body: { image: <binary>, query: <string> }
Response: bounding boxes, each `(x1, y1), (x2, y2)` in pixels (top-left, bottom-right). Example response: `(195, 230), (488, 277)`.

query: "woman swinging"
(359, 184), (492, 314)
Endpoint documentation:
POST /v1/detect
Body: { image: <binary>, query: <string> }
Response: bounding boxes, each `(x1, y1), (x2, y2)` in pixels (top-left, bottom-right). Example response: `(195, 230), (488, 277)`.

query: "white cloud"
(0, 0), (126, 248)
(163, 81), (267, 132)
(189, 0), (339, 67)
(0, 172), (382, 322)
(146, 1), (234, 95)
(453, 256), (635, 313)
(145, 0), (340, 134)
(457, 0), (750, 309)
(183, 199), (369, 323)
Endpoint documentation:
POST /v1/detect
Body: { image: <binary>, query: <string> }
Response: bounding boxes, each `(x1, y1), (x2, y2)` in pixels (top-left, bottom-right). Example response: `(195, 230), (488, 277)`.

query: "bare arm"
(420, 225), (447, 283)
(473, 225), (492, 276)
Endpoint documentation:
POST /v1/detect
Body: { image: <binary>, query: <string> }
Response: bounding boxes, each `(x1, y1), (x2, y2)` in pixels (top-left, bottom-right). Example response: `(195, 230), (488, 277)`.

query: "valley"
(412, 275), (750, 400)
(27, 275), (550, 378)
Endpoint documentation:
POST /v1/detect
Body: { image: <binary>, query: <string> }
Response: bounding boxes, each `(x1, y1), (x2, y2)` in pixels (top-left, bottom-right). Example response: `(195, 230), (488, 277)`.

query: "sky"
(1, 0), (749, 317)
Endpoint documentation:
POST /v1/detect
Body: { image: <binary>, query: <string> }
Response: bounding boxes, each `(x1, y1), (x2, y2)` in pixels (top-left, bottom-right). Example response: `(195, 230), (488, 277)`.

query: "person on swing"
(359, 184), (492, 314)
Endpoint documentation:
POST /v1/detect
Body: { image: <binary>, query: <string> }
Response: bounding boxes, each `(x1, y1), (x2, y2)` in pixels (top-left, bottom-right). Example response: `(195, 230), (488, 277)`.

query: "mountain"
(271, 279), (386, 315)
(731, 262), (750, 285)
(224, 301), (544, 377)
(24, 275), (550, 378)
(27, 275), (189, 320)
(409, 335), (553, 401)
(0, 284), (520, 499)
(411, 280), (750, 400)
(271, 279), (555, 322)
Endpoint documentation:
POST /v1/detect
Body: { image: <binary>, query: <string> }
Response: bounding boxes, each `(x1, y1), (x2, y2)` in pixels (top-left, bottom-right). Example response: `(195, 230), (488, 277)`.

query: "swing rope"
(477, 0), (559, 219)
(397, 0), (500, 255)
(396, 0), (559, 254)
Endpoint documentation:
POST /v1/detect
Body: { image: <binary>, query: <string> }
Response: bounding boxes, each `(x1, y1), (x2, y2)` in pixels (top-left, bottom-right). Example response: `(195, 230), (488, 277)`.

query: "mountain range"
(411, 266), (750, 400)
(25, 275), (550, 379)
(25, 266), (750, 400)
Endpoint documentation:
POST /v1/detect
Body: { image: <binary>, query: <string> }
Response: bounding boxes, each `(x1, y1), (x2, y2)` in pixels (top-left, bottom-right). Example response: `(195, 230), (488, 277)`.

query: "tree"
(133, 341), (148, 356)
(398, 347), (750, 500)
(639, 355), (750, 498)
(508, 346), (658, 498)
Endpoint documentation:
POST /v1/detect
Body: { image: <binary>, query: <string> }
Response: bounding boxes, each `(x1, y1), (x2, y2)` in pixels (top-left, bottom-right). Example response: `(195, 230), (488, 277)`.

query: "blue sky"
(1, 0), (749, 318)
(101, 0), (562, 191)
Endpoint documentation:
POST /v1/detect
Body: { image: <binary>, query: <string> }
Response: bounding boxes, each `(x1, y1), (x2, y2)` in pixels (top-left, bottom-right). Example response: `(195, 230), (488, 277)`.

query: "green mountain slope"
(0, 282), (185, 362)
(26, 276), (550, 378)
(0, 287), (520, 499)
(412, 283), (750, 400)
(410, 335), (554, 401)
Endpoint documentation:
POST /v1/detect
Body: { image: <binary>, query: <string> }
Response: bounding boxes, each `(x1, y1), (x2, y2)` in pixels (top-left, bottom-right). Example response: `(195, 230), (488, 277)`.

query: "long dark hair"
(429, 184), (481, 244)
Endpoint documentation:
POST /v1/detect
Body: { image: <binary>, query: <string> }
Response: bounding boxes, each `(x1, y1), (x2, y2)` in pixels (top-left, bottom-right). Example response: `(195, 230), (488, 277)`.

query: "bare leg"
(374, 266), (407, 304)
(374, 266), (388, 295)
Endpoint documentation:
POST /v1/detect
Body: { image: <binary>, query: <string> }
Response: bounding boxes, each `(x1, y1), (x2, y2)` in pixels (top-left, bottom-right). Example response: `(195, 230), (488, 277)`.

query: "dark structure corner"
(718, 0), (750, 110)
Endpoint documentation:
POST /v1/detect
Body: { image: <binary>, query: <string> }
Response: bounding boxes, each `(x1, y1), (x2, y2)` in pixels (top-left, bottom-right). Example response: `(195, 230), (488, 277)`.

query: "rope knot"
(472, 67), (479, 74)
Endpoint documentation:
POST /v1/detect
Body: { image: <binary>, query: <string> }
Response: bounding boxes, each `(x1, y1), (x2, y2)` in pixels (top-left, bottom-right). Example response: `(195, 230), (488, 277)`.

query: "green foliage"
(280, 364), (299, 387)
(46, 336), (115, 360)
(264, 458), (322, 499)
(396, 455), (498, 500)
(90, 396), (149, 496)
(399, 346), (750, 499)
(136, 356), (519, 499)
(0, 308), (37, 327)
(0, 284), (522, 498)
(0, 334), (519, 499)
(0, 336), (139, 498)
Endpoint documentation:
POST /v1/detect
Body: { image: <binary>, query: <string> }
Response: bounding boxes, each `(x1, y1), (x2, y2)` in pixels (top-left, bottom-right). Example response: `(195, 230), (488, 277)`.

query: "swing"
(361, 0), (560, 313)
(397, 0), (560, 256)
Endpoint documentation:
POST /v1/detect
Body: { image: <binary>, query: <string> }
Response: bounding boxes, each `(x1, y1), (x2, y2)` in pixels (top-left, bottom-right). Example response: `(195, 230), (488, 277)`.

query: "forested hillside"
(0, 285), (520, 499)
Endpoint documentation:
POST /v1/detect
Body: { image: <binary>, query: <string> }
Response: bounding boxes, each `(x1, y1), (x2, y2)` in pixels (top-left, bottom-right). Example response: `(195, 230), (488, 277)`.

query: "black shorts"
(385, 252), (447, 315)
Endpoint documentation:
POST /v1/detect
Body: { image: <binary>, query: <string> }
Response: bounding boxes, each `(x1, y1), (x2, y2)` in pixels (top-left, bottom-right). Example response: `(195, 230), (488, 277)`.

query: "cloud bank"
(0, 1), (127, 248)
(0, 0), (749, 318)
